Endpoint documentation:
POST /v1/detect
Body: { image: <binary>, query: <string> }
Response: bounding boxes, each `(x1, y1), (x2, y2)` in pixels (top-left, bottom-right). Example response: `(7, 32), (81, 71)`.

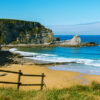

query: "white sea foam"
(9, 48), (38, 56)
(9, 48), (100, 67)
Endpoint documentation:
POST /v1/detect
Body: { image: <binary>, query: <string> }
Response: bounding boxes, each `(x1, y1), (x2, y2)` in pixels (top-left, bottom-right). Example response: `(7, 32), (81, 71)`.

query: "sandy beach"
(0, 63), (100, 91)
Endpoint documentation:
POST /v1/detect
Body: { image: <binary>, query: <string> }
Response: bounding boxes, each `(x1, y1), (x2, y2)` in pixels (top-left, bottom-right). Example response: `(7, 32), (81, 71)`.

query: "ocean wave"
(9, 48), (100, 67)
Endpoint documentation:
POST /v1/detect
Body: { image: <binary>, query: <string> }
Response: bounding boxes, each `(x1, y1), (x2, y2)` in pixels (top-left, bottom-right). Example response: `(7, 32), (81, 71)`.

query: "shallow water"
(9, 35), (100, 75)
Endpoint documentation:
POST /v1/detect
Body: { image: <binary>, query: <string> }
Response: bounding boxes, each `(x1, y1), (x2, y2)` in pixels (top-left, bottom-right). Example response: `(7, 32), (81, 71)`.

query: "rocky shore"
(0, 51), (36, 66)
(0, 50), (68, 66)
(1, 35), (98, 49)
(1, 43), (98, 50)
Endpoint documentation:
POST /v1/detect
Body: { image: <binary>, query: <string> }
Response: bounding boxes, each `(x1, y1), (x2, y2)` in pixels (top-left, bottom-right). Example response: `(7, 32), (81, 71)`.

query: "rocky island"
(0, 19), (98, 49)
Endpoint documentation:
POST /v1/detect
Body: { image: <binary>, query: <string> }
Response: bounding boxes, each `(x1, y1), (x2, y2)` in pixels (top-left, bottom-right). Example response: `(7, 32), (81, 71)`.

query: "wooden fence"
(0, 69), (45, 90)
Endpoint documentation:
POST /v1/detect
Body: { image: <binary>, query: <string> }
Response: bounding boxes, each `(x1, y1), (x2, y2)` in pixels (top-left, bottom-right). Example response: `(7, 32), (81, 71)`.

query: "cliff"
(0, 19), (55, 44)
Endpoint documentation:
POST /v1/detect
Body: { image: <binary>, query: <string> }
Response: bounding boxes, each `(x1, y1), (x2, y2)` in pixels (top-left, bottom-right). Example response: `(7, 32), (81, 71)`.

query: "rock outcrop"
(81, 42), (98, 46)
(0, 44), (1, 51)
(60, 35), (81, 45)
(57, 35), (98, 47)
(0, 19), (55, 44)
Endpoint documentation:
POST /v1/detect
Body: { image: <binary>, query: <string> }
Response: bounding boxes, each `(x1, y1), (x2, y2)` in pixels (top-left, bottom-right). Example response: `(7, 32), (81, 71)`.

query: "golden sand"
(0, 64), (100, 90)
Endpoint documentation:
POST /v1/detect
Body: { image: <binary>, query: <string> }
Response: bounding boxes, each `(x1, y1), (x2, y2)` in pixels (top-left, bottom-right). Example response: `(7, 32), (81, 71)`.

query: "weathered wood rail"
(0, 69), (45, 90)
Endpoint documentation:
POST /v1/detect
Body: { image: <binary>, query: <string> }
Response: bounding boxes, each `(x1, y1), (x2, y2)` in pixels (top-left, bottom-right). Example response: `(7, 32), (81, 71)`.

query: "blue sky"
(0, 0), (100, 34)
(0, 0), (100, 26)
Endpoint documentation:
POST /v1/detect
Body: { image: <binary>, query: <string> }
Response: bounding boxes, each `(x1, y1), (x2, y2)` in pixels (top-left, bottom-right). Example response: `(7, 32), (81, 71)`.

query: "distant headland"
(0, 19), (98, 49)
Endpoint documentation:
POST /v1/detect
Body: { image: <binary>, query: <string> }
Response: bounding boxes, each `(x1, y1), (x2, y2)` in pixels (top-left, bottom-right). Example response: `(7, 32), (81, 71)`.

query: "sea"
(9, 35), (100, 75)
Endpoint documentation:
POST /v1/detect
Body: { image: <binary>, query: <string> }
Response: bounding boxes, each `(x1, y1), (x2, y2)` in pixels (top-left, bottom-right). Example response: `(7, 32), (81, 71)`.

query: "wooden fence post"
(17, 70), (22, 90)
(0, 69), (46, 90)
(41, 73), (44, 90)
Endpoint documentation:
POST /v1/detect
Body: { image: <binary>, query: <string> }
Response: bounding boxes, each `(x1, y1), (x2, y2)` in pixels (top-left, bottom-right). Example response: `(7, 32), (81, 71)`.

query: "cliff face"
(0, 19), (55, 44)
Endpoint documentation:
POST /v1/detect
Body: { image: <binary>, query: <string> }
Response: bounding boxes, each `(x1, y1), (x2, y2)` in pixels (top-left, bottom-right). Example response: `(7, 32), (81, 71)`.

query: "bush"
(10, 41), (19, 45)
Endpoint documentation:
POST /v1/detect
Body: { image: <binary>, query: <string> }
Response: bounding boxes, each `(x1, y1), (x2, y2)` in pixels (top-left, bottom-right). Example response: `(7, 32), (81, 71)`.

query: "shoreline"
(1, 42), (98, 49)
(0, 48), (100, 90)
(2, 47), (100, 74)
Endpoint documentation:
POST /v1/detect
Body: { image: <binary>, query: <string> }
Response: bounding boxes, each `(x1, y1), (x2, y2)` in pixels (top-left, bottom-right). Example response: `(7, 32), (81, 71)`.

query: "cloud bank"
(47, 22), (100, 35)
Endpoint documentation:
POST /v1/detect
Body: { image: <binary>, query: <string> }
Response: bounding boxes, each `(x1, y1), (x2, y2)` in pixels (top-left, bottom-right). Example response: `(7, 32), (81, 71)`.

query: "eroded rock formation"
(60, 35), (81, 45)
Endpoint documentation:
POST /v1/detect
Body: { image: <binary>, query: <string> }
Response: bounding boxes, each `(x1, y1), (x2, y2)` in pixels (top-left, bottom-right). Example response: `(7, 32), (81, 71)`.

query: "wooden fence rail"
(0, 69), (46, 90)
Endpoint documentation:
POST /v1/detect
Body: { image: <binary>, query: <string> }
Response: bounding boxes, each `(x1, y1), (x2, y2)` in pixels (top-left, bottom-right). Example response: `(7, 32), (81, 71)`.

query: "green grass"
(0, 81), (100, 100)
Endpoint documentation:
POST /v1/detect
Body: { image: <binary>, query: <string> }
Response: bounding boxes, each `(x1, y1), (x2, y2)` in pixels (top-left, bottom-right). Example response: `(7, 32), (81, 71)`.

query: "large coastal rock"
(60, 35), (81, 45)
(0, 45), (1, 51)
(0, 19), (55, 44)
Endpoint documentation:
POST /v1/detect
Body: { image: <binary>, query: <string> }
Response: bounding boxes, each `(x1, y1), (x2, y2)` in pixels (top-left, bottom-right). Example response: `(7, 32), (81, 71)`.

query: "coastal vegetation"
(0, 81), (100, 100)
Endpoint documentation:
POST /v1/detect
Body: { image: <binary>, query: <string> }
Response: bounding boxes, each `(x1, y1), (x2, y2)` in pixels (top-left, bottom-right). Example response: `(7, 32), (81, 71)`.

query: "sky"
(48, 22), (100, 35)
(0, 0), (100, 34)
